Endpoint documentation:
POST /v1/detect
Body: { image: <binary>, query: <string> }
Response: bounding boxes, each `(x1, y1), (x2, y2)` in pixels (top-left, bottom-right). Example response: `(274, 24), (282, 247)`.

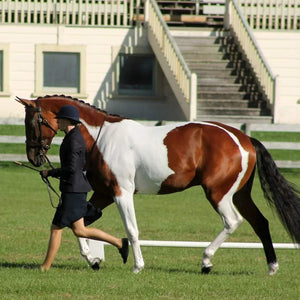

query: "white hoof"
(133, 265), (144, 274)
(268, 262), (279, 275)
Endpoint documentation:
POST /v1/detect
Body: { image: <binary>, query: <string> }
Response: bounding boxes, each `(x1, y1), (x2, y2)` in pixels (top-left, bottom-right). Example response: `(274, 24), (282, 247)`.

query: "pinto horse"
(18, 95), (300, 275)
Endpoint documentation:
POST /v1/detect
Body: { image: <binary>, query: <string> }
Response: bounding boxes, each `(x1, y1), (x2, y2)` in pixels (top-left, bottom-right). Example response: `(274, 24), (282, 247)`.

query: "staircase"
(171, 28), (272, 124)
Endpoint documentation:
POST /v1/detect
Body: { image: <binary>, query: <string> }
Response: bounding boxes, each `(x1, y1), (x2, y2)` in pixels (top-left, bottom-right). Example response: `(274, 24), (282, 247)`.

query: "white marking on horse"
(82, 119), (180, 194)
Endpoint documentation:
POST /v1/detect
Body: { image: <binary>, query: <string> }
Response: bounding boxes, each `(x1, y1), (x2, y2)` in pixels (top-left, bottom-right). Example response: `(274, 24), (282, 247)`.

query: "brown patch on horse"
(37, 94), (123, 127)
(210, 122), (257, 192)
(85, 149), (122, 197)
(159, 123), (245, 206)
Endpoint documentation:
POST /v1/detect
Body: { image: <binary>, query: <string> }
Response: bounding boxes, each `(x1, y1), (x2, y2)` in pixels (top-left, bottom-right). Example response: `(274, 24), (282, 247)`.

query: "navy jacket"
(48, 126), (91, 193)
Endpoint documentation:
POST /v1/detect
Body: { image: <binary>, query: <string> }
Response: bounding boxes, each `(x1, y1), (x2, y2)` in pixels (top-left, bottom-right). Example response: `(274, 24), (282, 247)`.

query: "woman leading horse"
(39, 104), (129, 271)
(18, 95), (300, 275)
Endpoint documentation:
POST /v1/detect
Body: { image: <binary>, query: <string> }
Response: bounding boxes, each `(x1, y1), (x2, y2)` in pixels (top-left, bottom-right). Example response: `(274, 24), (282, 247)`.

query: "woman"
(40, 105), (128, 271)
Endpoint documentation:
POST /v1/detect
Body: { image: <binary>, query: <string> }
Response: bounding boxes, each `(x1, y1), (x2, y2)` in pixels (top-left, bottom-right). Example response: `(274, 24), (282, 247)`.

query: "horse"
(17, 94), (300, 275)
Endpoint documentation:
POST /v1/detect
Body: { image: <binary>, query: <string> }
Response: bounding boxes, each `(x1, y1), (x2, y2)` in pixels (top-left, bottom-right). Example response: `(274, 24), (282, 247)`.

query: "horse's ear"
(15, 97), (35, 108)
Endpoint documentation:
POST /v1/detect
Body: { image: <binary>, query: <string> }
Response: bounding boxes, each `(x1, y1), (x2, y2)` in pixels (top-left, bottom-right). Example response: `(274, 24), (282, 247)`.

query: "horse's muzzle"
(27, 148), (46, 167)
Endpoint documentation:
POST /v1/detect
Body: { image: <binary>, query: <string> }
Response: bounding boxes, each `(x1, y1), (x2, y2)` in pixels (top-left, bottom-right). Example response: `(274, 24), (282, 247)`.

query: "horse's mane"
(37, 94), (120, 117)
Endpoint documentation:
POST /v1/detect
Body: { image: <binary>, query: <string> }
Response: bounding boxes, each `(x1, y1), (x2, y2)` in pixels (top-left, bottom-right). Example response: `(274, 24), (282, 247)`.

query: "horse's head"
(16, 97), (58, 167)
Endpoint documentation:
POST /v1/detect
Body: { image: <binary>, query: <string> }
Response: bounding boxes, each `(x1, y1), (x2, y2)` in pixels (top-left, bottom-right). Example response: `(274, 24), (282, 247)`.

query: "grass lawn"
(0, 162), (300, 299)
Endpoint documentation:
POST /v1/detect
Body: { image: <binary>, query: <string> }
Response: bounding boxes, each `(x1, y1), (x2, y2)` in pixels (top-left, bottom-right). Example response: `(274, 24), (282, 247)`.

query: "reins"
(90, 115), (106, 154)
(14, 161), (61, 208)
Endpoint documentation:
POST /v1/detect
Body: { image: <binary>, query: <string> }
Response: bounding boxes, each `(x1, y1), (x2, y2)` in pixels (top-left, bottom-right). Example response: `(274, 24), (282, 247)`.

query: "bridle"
(24, 102), (61, 207)
(25, 102), (57, 165)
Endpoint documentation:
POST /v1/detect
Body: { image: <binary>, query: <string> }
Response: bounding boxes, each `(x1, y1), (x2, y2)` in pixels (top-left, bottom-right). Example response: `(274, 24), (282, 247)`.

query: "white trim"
(0, 44), (10, 96)
(34, 44), (87, 97)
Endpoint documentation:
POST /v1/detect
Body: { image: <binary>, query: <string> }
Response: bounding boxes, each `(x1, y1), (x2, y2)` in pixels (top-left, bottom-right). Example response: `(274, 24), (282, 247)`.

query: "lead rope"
(41, 177), (61, 209)
(90, 116), (106, 154)
(14, 161), (61, 208)
(43, 154), (61, 208)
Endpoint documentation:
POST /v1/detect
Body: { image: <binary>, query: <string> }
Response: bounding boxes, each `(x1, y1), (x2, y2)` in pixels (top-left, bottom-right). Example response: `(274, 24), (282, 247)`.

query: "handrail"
(225, 0), (276, 105)
(0, 0), (137, 27)
(145, 0), (197, 120)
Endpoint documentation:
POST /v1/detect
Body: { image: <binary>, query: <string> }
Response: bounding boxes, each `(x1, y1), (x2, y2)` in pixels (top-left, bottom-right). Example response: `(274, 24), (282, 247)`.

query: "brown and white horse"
(18, 95), (300, 275)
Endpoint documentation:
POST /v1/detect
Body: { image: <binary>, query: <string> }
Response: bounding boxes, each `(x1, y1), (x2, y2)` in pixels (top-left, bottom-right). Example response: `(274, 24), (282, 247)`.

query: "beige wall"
(254, 31), (300, 124)
(0, 24), (185, 123)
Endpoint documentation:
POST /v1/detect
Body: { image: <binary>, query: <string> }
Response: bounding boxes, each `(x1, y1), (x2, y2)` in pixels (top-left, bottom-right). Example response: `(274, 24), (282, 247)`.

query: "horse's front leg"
(77, 237), (101, 270)
(115, 189), (144, 273)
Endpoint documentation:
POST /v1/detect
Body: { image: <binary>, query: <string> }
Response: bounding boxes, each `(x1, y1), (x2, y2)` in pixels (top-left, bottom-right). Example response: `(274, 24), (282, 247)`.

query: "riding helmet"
(55, 105), (81, 123)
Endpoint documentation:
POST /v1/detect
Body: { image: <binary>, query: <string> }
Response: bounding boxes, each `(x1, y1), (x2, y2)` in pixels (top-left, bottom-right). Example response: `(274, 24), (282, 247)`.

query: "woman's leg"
(41, 224), (63, 271)
(72, 218), (122, 248)
(72, 218), (129, 263)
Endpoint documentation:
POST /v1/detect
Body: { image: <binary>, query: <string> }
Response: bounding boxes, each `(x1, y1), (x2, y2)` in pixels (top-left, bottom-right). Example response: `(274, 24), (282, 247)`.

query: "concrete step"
(193, 69), (236, 77)
(181, 52), (227, 60)
(186, 60), (233, 69)
(174, 36), (224, 46)
(195, 115), (273, 125)
(198, 84), (244, 93)
(198, 99), (249, 108)
(198, 76), (238, 84)
(197, 91), (247, 100)
(177, 45), (225, 52)
(198, 107), (261, 116)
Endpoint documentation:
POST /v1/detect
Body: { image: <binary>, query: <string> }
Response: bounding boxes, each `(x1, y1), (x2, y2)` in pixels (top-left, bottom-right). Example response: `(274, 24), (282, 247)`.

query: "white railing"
(0, 0), (140, 27)
(145, 0), (197, 121)
(238, 0), (300, 30)
(225, 0), (276, 105)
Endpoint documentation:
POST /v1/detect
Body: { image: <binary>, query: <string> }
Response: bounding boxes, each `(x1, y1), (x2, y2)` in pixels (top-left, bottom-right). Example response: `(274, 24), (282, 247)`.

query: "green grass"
(0, 143), (60, 155)
(251, 131), (300, 142)
(0, 162), (300, 299)
(0, 124), (25, 136)
(0, 124), (64, 137)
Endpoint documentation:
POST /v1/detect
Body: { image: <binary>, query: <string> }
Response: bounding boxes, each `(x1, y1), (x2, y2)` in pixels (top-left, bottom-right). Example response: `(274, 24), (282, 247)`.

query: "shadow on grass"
(146, 265), (254, 276)
(0, 262), (89, 271)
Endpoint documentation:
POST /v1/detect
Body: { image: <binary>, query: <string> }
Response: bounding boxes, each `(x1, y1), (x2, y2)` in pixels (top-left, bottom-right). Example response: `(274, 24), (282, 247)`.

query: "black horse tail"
(251, 137), (300, 244)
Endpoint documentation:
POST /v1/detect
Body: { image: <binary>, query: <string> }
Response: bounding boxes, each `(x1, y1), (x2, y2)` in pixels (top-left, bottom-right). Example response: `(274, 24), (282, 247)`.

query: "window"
(35, 45), (86, 97)
(110, 46), (161, 100)
(0, 44), (10, 96)
(119, 54), (155, 96)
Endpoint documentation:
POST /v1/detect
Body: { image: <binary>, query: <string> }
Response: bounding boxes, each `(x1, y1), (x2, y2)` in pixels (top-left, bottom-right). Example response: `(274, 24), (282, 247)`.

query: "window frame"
(34, 44), (87, 98)
(111, 46), (162, 100)
(118, 53), (156, 96)
(0, 44), (10, 97)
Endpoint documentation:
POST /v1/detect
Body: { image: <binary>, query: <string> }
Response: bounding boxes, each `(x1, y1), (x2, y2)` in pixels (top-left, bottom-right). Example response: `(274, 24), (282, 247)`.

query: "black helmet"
(55, 105), (81, 123)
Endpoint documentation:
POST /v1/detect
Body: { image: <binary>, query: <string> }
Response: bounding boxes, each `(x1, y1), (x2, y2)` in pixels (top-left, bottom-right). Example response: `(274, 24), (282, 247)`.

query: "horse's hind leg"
(201, 192), (244, 274)
(233, 175), (278, 275)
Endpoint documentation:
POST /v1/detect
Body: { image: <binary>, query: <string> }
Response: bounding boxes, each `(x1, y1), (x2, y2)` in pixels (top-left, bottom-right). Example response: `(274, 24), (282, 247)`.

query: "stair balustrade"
(225, 0), (276, 109)
(145, 0), (197, 121)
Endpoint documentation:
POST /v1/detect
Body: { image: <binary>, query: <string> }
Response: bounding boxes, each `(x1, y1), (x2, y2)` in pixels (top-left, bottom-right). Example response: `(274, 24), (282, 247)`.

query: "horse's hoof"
(133, 265), (144, 274)
(201, 266), (212, 274)
(91, 261), (100, 271)
(90, 258), (101, 271)
(268, 262), (279, 275)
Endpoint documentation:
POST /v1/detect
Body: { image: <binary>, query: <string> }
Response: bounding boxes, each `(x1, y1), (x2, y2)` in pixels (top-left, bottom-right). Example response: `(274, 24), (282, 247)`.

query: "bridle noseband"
(26, 103), (57, 155)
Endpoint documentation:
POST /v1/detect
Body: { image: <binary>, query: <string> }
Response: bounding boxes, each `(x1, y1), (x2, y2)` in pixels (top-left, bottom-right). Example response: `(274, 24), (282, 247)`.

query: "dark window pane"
(0, 51), (3, 91)
(119, 54), (154, 95)
(43, 52), (80, 91)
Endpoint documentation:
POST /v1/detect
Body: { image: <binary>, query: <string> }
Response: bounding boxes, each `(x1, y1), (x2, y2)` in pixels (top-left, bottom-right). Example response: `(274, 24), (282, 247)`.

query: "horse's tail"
(251, 137), (300, 244)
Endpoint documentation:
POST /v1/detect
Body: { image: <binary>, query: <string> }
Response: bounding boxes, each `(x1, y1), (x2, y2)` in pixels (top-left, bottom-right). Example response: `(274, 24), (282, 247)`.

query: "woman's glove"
(40, 170), (49, 178)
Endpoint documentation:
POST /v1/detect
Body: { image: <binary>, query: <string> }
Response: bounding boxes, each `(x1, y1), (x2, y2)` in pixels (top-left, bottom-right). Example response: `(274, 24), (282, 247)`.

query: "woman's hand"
(40, 170), (49, 178)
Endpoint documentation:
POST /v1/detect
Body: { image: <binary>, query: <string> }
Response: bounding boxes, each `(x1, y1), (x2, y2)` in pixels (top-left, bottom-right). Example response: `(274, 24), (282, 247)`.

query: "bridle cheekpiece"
(25, 102), (57, 155)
